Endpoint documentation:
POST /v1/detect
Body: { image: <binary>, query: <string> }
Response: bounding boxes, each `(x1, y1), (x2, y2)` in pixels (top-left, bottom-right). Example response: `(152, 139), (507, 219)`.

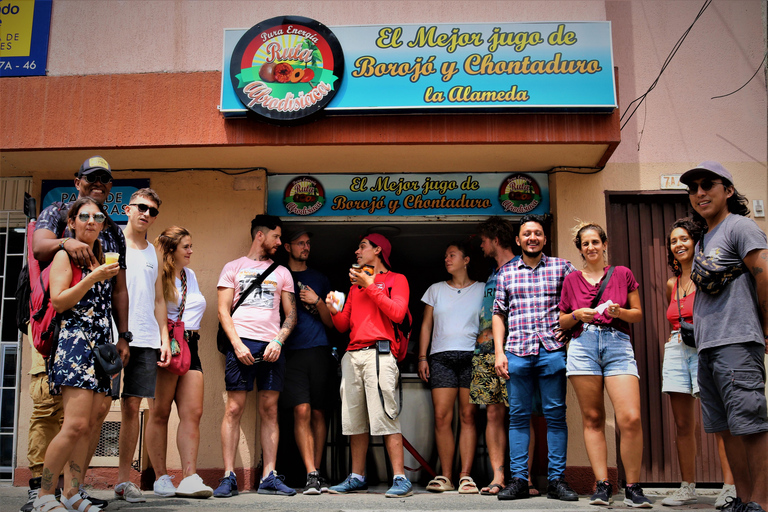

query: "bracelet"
(314, 297), (320, 305)
(59, 237), (70, 250)
(418, 356), (427, 361)
(272, 338), (283, 347)
(572, 312), (577, 322)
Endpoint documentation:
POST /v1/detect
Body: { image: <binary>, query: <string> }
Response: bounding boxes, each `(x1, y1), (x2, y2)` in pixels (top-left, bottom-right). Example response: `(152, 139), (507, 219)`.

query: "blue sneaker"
(258, 471), (297, 496)
(328, 474), (368, 494)
(213, 472), (238, 498)
(385, 476), (413, 498)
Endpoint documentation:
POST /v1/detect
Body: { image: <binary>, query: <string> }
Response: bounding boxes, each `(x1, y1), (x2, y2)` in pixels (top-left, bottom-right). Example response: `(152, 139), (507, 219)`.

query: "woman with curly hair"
(660, 218), (735, 508)
(144, 226), (213, 498)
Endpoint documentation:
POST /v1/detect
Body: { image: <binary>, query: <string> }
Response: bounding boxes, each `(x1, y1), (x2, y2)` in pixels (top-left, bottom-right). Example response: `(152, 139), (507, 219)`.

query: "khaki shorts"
(340, 348), (401, 436)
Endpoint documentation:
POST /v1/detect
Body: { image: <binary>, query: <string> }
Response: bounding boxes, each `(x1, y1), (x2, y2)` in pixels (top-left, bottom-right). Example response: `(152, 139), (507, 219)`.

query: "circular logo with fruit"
(498, 173), (542, 214)
(283, 176), (326, 216)
(230, 16), (344, 125)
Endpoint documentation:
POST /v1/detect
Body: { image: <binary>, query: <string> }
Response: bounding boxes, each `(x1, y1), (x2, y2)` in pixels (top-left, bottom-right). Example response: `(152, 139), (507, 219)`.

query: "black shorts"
(281, 346), (336, 409)
(429, 350), (473, 389)
(122, 347), (159, 399)
(187, 332), (203, 373)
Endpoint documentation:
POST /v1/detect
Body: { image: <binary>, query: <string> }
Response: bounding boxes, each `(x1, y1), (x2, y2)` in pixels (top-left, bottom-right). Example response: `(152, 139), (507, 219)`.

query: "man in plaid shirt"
(491, 214), (578, 502)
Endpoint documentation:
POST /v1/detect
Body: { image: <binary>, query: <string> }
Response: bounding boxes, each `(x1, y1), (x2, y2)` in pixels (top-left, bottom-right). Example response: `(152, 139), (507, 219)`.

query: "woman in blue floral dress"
(33, 197), (120, 512)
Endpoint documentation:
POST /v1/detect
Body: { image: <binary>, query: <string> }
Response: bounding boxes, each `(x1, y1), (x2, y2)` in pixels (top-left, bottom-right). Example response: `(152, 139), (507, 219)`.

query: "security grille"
(94, 421), (121, 458)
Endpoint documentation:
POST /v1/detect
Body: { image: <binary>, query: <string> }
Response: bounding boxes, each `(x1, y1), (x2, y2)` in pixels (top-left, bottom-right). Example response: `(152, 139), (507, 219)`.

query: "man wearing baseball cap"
(325, 233), (413, 498)
(281, 229), (335, 495)
(680, 161), (768, 512)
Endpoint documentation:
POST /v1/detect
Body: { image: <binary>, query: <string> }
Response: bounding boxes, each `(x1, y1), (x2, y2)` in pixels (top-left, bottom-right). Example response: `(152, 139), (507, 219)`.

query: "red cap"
(363, 233), (391, 267)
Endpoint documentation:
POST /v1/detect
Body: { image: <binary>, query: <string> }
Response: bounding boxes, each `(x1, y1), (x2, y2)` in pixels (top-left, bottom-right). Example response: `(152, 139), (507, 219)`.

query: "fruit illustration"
(300, 68), (315, 82)
(274, 63), (294, 83)
(258, 62), (276, 82)
(289, 68), (305, 83)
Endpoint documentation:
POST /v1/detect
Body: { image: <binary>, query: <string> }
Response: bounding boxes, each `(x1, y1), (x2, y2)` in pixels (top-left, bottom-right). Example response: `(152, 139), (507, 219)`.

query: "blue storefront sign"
(267, 173), (549, 218)
(0, 0), (52, 77)
(41, 179), (150, 224)
(222, 21), (616, 117)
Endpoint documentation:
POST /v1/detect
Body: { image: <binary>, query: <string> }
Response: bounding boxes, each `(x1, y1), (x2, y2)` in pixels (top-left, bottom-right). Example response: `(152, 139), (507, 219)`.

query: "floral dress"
(49, 268), (112, 395)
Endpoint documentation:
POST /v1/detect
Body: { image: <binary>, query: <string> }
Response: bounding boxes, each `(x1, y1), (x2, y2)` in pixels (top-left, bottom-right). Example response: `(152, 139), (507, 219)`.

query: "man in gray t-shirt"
(680, 161), (768, 512)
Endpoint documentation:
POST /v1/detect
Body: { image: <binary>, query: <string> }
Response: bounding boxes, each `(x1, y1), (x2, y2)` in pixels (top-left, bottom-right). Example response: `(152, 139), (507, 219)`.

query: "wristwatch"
(118, 331), (133, 343)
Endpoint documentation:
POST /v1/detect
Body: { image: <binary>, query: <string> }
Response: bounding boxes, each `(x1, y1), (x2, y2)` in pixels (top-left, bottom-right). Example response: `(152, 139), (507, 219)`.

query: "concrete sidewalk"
(0, 483), (721, 512)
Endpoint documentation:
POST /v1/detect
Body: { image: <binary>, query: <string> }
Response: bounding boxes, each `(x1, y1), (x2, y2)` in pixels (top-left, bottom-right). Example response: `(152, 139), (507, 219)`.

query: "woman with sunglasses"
(418, 240), (483, 494)
(32, 198), (120, 512)
(558, 222), (650, 508)
(660, 218), (735, 508)
(145, 226), (213, 498)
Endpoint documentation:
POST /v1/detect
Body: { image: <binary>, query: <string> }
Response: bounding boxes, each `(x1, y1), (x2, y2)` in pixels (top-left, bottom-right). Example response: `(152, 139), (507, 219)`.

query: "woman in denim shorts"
(661, 219), (735, 508)
(558, 222), (650, 508)
(418, 241), (484, 494)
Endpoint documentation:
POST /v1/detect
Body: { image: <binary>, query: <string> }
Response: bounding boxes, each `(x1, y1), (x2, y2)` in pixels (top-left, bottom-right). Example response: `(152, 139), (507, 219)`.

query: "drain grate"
(94, 420), (120, 457)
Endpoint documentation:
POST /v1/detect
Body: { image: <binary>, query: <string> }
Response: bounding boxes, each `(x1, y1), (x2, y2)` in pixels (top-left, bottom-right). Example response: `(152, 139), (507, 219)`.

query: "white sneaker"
(175, 473), (213, 498)
(153, 474), (177, 497)
(662, 481), (697, 506)
(114, 481), (146, 503)
(715, 484), (737, 509)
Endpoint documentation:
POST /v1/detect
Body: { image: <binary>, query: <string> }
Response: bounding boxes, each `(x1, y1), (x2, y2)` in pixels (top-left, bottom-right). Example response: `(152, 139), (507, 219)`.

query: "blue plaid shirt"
(493, 253), (575, 356)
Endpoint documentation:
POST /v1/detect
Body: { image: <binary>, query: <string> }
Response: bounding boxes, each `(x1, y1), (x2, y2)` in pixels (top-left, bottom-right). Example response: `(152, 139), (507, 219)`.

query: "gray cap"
(679, 161), (733, 185)
(286, 229), (313, 242)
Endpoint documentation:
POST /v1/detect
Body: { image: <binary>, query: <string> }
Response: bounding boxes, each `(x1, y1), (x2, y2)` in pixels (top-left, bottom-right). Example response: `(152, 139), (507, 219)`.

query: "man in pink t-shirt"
(215, 215), (297, 497)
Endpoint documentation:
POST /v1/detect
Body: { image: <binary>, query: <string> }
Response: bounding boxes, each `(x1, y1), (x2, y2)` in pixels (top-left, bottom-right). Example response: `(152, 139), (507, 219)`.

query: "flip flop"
(528, 484), (541, 497)
(458, 476), (479, 494)
(480, 483), (504, 495)
(426, 475), (454, 492)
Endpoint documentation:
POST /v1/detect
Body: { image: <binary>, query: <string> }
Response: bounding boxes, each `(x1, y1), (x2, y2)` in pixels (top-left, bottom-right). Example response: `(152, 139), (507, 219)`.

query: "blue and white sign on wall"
(267, 173), (549, 218)
(41, 179), (151, 224)
(0, 0), (52, 77)
(222, 21), (616, 117)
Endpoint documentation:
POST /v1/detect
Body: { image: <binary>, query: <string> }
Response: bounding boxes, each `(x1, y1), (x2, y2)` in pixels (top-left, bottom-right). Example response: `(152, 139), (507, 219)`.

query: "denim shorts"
(224, 338), (285, 392)
(566, 324), (639, 378)
(122, 347), (160, 399)
(662, 331), (699, 397)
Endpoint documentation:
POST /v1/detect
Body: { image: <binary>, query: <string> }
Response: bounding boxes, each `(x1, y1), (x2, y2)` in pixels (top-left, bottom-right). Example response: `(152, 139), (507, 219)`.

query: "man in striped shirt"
(492, 214), (578, 502)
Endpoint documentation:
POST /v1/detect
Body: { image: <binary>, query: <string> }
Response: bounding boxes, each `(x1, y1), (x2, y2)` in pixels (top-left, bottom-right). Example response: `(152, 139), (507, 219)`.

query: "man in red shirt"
(325, 233), (412, 498)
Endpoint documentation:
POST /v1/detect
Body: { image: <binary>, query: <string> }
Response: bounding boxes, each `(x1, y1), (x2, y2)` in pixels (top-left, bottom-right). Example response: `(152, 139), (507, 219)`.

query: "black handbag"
(675, 277), (696, 348)
(81, 327), (123, 379)
(691, 240), (748, 295)
(217, 261), (280, 354)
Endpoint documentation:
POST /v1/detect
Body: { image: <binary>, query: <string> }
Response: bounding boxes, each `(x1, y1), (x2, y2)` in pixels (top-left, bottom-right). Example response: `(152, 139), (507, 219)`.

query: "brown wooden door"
(605, 191), (724, 484)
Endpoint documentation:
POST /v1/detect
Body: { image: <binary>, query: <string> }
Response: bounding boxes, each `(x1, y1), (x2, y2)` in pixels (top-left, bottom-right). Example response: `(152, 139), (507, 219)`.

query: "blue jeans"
(506, 348), (567, 480)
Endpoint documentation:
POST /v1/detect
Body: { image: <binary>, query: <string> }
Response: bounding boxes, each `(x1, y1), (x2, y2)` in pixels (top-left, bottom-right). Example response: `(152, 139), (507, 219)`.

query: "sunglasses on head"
(78, 212), (106, 223)
(82, 173), (112, 184)
(130, 203), (159, 217)
(686, 178), (723, 195)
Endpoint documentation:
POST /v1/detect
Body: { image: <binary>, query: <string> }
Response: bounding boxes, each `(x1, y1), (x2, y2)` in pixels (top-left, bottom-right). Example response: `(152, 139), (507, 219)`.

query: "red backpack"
(27, 220), (83, 358)
(383, 271), (412, 362)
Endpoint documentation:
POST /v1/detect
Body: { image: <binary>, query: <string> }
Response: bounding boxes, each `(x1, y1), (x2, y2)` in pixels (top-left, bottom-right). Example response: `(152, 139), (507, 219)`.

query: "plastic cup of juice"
(105, 252), (119, 265)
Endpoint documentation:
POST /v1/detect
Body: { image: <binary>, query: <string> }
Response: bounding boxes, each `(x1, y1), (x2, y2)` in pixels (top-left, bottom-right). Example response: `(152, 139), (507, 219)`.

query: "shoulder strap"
(590, 266), (615, 309)
(675, 277), (684, 322)
(230, 261), (280, 315)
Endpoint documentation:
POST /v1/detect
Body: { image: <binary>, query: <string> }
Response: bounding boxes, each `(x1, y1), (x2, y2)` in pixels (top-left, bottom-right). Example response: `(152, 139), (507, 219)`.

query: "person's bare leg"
(605, 375), (644, 484)
(720, 430), (752, 501)
(220, 391), (247, 474)
(145, 369), (179, 478)
(481, 403), (507, 493)
(431, 387), (458, 482)
(117, 396), (143, 484)
(570, 375), (609, 481)
(258, 390), (280, 477)
(458, 388), (477, 478)
(349, 434), (369, 476)
(383, 433), (405, 474)
(175, 370), (204, 478)
(741, 431), (768, 508)
(310, 408), (327, 471)
(669, 392), (697, 483)
(716, 433), (735, 485)
(294, 403), (316, 474)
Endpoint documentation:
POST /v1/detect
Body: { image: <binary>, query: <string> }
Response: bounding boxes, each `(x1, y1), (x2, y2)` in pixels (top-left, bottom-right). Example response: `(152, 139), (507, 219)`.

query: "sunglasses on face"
(130, 203), (159, 217)
(686, 179), (723, 195)
(82, 174), (112, 184)
(78, 212), (106, 223)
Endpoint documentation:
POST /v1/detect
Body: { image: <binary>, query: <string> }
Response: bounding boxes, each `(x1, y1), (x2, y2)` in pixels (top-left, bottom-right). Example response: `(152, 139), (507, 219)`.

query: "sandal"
(426, 475), (454, 492)
(480, 482), (504, 496)
(458, 476), (479, 494)
(32, 494), (66, 512)
(528, 483), (541, 497)
(61, 493), (97, 512)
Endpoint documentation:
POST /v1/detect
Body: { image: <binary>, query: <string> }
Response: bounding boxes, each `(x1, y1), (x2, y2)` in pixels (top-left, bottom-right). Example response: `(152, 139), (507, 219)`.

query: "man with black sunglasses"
(680, 161), (768, 512)
(23, 155), (128, 511)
